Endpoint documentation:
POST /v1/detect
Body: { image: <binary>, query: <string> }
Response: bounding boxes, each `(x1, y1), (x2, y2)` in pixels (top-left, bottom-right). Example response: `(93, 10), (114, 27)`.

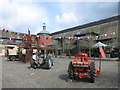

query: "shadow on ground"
(75, 77), (91, 83)
(59, 74), (68, 81)
(27, 66), (52, 70)
(59, 74), (91, 83)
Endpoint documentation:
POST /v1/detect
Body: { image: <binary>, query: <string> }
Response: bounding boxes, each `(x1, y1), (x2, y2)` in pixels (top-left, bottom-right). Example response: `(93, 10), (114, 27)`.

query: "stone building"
(0, 15), (119, 57)
(51, 15), (119, 57)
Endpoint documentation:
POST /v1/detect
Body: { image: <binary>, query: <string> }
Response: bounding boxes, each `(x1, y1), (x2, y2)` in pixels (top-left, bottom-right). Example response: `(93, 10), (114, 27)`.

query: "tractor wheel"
(74, 70), (79, 80)
(9, 56), (12, 61)
(46, 59), (52, 69)
(68, 61), (73, 79)
(30, 59), (37, 69)
(90, 62), (95, 83)
(10, 56), (16, 61)
(51, 59), (54, 66)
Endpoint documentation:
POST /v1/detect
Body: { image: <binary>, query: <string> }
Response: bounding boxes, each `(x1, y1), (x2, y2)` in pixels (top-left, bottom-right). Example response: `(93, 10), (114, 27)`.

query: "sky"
(0, 0), (119, 34)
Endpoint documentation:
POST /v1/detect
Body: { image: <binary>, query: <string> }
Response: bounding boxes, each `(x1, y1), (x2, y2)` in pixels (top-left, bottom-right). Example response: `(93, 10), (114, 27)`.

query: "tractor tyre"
(74, 70), (79, 80)
(68, 61), (73, 79)
(30, 59), (37, 69)
(90, 62), (95, 83)
(10, 56), (16, 61)
(51, 59), (54, 66)
(9, 56), (12, 61)
(46, 59), (52, 69)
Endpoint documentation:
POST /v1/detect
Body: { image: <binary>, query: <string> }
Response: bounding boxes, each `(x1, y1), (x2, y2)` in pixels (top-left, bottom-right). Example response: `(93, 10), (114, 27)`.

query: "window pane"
(46, 36), (48, 40)
(42, 43), (44, 46)
(42, 36), (44, 40)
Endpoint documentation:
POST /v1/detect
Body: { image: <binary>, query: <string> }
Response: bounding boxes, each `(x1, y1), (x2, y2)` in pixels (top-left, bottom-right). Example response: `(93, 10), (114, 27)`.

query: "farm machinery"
(30, 51), (54, 69)
(68, 53), (101, 83)
(19, 30), (54, 69)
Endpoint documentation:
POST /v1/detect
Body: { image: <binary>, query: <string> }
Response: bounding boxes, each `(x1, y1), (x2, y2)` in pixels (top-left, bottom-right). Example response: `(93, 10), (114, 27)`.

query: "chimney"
(43, 23), (46, 30)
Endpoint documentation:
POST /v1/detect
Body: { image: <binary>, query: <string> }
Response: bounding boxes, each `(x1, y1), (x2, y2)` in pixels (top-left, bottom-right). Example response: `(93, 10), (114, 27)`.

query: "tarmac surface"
(2, 56), (119, 88)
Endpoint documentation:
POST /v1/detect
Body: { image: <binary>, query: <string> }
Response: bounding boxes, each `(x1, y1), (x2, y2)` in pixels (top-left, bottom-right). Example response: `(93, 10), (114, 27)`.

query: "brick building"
(37, 23), (51, 54)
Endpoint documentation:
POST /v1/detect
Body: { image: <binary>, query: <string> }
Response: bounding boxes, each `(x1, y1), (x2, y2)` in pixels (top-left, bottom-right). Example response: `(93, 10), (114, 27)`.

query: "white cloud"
(7, 0), (120, 2)
(54, 2), (118, 32)
(0, 1), (118, 34)
(0, 0), (49, 34)
(51, 27), (61, 33)
(56, 13), (78, 28)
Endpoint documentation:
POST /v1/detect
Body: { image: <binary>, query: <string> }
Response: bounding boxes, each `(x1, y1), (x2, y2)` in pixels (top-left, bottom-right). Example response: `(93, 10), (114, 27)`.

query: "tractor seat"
(73, 62), (88, 65)
(72, 62), (89, 67)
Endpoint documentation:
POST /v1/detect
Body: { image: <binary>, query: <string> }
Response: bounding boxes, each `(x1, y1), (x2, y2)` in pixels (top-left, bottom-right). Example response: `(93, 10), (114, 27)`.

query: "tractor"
(30, 51), (54, 69)
(68, 53), (101, 83)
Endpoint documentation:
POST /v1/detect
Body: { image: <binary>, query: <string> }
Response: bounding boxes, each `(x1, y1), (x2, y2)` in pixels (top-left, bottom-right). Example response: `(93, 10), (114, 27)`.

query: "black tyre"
(68, 61), (73, 79)
(74, 69), (79, 80)
(51, 59), (54, 66)
(30, 59), (37, 69)
(90, 62), (95, 83)
(10, 56), (16, 61)
(46, 59), (52, 69)
(8, 56), (11, 61)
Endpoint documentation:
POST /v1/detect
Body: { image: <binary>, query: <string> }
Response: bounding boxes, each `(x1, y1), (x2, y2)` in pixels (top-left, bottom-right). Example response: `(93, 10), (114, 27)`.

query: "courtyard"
(2, 56), (119, 88)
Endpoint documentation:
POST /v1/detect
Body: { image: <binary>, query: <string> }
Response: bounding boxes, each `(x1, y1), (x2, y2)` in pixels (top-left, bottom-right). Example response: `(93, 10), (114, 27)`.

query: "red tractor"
(68, 53), (101, 83)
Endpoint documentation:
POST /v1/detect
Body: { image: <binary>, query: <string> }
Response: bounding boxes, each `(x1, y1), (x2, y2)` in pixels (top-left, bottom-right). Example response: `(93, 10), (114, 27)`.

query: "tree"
(77, 38), (96, 57)
(46, 38), (62, 57)
(63, 39), (76, 58)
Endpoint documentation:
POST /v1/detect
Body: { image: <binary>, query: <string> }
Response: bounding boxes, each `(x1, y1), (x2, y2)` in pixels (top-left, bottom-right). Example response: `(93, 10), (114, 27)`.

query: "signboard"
(99, 46), (106, 59)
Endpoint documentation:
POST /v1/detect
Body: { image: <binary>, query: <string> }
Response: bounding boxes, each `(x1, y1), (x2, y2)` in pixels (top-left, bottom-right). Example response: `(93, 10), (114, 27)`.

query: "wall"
(52, 21), (118, 38)
(37, 35), (51, 48)
(51, 17), (119, 56)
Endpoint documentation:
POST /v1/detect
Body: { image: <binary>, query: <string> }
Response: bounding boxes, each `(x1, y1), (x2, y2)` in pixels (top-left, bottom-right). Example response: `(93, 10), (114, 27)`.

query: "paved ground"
(2, 56), (119, 88)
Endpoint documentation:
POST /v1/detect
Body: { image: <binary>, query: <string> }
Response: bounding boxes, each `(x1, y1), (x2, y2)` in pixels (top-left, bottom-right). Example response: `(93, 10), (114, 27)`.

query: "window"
(42, 36), (44, 40)
(42, 43), (44, 47)
(76, 31), (81, 35)
(46, 36), (48, 40)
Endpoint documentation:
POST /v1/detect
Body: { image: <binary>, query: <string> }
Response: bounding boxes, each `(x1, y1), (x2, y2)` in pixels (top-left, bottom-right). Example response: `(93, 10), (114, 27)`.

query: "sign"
(99, 46), (106, 59)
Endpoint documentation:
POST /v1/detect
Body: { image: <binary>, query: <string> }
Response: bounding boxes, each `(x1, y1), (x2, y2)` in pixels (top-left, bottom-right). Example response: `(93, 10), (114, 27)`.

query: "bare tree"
(77, 39), (96, 57)
(46, 38), (62, 57)
(47, 38), (96, 58)
(65, 39), (76, 57)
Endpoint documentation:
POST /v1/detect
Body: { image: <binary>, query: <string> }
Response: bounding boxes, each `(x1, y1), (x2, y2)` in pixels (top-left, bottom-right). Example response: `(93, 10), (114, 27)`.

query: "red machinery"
(18, 30), (54, 69)
(19, 30), (40, 62)
(68, 53), (101, 83)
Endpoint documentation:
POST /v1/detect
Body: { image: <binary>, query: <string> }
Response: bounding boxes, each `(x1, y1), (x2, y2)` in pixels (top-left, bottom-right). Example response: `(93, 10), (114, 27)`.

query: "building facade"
(51, 15), (119, 57)
(37, 23), (51, 54)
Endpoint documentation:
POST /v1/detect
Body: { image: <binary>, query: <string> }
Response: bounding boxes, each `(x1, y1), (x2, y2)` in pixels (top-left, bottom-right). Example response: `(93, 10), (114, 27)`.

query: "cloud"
(56, 13), (78, 28)
(54, 2), (118, 31)
(0, 1), (118, 34)
(0, 0), (49, 34)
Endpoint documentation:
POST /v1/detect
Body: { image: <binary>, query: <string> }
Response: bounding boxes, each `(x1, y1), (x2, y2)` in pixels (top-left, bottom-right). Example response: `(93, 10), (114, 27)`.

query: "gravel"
(2, 56), (119, 88)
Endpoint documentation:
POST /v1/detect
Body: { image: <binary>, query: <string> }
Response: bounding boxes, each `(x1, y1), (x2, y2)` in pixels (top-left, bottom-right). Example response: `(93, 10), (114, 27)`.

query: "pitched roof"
(52, 15), (119, 35)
